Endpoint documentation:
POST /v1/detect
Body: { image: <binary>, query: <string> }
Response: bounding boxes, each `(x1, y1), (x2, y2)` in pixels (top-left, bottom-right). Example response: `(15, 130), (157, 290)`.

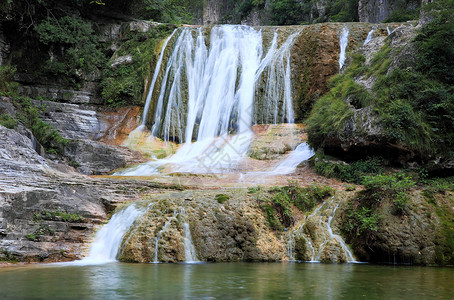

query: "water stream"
(363, 28), (375, 45)
(338, 27), (349, 70)
(287, 195), (357, 263)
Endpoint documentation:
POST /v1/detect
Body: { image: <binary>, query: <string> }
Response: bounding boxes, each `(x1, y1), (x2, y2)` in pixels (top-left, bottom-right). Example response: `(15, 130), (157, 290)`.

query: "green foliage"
(362, 173), (415, 212)
(25, 224), (55, 241)
(307, 15), (454, 160)
(12, 97), (69, 154)
(342, 206), (380, 236)
(269, 0), (304, 25)
(0, 65), (18, 95)
(383, 9), (419, 22)
(215, 193), (230, 204)
(259, 182), (334, 230)
(0, 114), (18, 129)
(34, 15), (106, 86)
(313, 153), (384, 184)
(101, 26), (173, 106)
(35, 210), (84, 222)
(416, 0), (454, 85)
(0, 248), (17, 262)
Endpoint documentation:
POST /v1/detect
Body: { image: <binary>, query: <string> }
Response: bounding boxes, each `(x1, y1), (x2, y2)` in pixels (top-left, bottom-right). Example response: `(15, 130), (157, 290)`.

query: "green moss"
(215, 193), (230, 204)
(35, 210), (84, 222)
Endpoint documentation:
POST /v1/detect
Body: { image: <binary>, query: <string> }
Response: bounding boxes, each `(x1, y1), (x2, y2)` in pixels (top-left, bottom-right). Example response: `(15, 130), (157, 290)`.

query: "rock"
(118, 189), (286, 263)
(358, 0), (420, 23)
(110, 55), (133, 68)
(64, 139), (145, 175)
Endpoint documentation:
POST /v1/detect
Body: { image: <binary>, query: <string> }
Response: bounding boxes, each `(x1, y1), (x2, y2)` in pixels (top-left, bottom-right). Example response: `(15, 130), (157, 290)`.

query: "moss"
(215, 193), (230, 204)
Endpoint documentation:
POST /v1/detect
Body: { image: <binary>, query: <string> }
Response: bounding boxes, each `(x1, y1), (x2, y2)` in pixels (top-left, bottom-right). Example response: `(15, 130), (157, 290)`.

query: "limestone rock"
(64, 139), (144, 175)
(110, 55), (133, 68)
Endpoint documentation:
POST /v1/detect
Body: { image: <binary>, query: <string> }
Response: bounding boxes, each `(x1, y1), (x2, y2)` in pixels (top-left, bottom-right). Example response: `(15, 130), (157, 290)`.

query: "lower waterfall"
(287, 193), (357, 263)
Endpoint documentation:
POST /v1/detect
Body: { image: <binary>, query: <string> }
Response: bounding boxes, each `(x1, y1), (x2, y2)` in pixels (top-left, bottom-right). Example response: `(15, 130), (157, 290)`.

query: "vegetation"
(12, 96), (69, 155)
(215, 193), (230, 204)
(101, 25), (174, 106)
(313, 153), (384, 184)
(306, 1), (454, 162)
(255, 182), (334, 230)
(25, 224), (56, 241)
(34, 210), (84, 222)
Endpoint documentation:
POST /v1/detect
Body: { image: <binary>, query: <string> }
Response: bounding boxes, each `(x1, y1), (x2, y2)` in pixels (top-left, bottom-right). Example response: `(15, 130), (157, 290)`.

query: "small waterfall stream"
(287, 195), (357, 263)
(338, 27), (349, 70)
(363, 28), (375, 45)
(81, 204), (146, 264)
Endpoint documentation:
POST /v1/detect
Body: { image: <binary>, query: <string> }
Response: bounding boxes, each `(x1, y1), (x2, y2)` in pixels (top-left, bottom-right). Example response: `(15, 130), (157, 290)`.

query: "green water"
(0, 263), (452, 299)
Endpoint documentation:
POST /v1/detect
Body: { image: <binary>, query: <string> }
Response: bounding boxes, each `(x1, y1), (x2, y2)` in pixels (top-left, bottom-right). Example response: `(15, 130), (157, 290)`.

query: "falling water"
(153, 210), (180, 263)
(363, 29), (374, 45)
(270, 143), (314, 175)
(142, 29), (178, 126)
(287, 195), (357, 263)
(81, 204), (145, 264)
(118, 25), (301, 176)
(338, 27), (349, 70)
(183, 222), (199, 263)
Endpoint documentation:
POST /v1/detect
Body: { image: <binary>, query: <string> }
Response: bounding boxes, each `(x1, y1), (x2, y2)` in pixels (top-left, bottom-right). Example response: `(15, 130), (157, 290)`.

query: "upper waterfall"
(118, 25), (302, 176)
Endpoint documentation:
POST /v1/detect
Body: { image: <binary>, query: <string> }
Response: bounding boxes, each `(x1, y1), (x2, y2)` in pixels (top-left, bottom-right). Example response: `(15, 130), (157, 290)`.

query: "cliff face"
(358, 0), (421, 23)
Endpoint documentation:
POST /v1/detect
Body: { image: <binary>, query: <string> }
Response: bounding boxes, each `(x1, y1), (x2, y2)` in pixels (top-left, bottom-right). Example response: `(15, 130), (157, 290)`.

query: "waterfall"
(270, 143), (314, 175)
(183, 222), (199, 263)
(338, 27), (349, 70)
(287, 195), (357, 263)
(387, 26), (391, 36)
(142, 29), (178, 127)
(117, 25), (301, 176)
(363, 29), (374, 45)
(81, 204), (145, 264)
(153, 210), (180, 263)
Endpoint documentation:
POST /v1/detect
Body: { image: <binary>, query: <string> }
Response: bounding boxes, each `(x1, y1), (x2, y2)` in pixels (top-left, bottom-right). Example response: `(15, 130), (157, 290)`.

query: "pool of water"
(0, 262), (452, 299)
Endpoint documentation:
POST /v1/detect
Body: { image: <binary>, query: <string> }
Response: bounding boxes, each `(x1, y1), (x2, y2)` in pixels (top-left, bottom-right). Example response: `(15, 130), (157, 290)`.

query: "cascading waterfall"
(142, 29), (178, 127)
(81, 204), (146, 264)
(387, 26), (392, 36)
(338, 27), (349, 70)
(270, 143), (314, 175)
(153, 209), (180, 263)
(363, 28), (375, 45)
(287, 195), (357, 263)
(182, 209), (199, 263)
(117, 25), (301, 176)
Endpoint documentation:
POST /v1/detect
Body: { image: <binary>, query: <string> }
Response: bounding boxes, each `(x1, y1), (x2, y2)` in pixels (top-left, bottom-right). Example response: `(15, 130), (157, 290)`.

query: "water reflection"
(0, 263), (453, 299)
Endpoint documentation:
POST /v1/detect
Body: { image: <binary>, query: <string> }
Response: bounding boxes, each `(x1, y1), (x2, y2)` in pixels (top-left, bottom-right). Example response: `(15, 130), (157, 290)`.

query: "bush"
(215, 194), (230, 204)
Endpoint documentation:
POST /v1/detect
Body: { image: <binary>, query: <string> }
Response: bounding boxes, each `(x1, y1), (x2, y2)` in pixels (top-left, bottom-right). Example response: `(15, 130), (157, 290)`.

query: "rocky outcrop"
(118, 189), (286, 263)
(343, 190), (454, 265)
(0, 124), (179, 263)
(358, 0), (421, 23)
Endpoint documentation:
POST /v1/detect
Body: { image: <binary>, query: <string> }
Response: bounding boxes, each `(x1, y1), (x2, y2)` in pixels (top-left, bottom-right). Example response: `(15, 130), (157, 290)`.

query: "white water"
(142, 29), (178, 126)
(287, 196), (357, 263)
(71, 204), (146, 265)
(387, 26), (392, 36)
(363, 29), (374, 45)
(270, 143), (314, 175)
(183, 222), (199, 263)
(118, 25), (301, 176)
(338, 27), (349, 70)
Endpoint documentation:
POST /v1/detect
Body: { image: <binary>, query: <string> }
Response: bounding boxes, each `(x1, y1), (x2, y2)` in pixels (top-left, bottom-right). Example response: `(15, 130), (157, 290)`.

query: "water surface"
(0, 263), (452, 299)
